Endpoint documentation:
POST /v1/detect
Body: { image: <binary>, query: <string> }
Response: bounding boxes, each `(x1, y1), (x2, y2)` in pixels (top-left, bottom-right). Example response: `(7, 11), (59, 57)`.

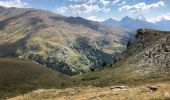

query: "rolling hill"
(0, 57), (73, 99)
(0, 6), (131, 75)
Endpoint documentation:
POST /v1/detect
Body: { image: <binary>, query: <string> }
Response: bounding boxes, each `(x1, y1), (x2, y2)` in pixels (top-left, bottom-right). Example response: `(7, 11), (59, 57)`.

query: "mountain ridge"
(103, 16), (170, 31)
(0, 6), (130, 75)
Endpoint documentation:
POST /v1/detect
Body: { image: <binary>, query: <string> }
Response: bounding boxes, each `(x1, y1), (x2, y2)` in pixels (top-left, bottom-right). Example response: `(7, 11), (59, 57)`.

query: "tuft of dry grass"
(9, 82), (170, 100)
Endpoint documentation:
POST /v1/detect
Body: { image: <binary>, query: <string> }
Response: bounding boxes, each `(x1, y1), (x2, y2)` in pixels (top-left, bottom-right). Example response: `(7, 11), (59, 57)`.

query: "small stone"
(110, 86), (128, 91)
(148, 85), (158, 92)
(18, 56), (24, 60)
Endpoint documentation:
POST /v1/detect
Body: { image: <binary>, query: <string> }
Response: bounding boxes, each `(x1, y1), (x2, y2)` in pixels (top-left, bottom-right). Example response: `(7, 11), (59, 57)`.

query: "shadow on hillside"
(0, 58), (73, 99)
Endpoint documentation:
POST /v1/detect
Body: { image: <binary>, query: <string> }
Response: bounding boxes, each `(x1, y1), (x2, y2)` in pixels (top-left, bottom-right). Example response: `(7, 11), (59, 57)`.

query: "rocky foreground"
(9, 82), (170, 100)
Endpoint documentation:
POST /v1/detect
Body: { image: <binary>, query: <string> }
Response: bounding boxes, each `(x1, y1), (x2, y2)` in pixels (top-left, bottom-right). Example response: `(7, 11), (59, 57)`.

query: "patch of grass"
(0, 57), (73, 99)
(81, 76), (99, 81)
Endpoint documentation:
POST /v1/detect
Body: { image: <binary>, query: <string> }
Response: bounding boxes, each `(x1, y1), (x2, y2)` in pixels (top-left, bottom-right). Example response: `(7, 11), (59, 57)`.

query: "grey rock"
(148, 85), (158, 92)
(110, 86), (128, 91)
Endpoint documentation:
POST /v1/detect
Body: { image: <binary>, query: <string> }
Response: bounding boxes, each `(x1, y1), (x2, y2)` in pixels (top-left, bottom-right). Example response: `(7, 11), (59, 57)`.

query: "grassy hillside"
(0, 6), (131, 75)
(0, 58), (72, 99)
(9, 82), (170, 100)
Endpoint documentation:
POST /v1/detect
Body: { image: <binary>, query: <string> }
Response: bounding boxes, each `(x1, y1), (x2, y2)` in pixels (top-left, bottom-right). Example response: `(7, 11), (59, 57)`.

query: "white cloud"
(57, 0), (111, 15)
(69, 0), (97, 4)
(99, 0), (110, 6)
(69, 4), (101, 14)
(101, 6), (110, 13)
(147, 13), (170, 23)
(56, 7), (68, 14)
(112, 0), (121, 5)
(87, 16), (104, 21)
(66, 0), (111, 15)
(69, 0), (112, 7)
(0, 0), (29, 8)
(86, 0), (97, 4)
(119, 1), (165, 13)
(118, 1), (126, 6)
(56, 3), (110, 15)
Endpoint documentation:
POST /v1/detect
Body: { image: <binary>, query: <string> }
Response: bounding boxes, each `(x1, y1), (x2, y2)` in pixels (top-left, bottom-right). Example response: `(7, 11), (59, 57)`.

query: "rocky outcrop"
(123, 29), (170, 75)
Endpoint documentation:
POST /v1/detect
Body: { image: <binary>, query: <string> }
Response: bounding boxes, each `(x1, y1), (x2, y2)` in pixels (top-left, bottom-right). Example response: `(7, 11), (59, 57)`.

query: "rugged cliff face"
(0, 6), (130, 75)
(124, 29), (170, 75)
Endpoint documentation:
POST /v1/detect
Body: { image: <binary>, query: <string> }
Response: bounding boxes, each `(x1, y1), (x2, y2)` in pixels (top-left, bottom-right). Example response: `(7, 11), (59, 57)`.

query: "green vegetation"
(0, 7), (128, 75)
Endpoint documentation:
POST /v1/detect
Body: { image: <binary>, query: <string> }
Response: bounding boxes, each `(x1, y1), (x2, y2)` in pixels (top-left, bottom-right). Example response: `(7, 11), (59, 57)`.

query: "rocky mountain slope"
(74, 29), (170, 87)
(0, 6), (131, 75)
(124, 29), (170, 75)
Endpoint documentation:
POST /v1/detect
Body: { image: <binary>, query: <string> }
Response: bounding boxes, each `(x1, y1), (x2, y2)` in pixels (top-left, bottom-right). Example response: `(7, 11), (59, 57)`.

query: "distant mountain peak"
(102, 18), (120, 27)
(105, 18), (118, 22)
(102, 16), (170, 31)
(108, 18), (113, 20)
(121, 16), (133, 21)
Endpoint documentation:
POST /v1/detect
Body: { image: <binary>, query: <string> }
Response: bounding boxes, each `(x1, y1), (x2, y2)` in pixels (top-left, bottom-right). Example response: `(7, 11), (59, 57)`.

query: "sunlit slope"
(0, 6), (131, 75)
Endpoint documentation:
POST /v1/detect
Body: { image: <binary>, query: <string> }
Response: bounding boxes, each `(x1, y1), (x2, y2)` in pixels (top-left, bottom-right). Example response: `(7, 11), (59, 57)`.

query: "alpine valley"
(0, 6), (131, 75)
(0, 5), (170, 100)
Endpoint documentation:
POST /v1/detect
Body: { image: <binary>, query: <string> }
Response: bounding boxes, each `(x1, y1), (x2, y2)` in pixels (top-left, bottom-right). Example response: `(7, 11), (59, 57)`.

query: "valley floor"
(9, 82), (170, 100)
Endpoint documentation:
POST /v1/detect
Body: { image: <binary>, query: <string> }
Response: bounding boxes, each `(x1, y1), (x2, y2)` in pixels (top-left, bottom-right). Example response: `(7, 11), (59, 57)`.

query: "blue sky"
(0, 0), (170, 22)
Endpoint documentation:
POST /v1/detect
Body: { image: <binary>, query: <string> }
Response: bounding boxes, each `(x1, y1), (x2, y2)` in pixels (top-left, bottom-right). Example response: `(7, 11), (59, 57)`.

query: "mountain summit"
(102, 18), (120, 27)
(121, 16), (134, 22)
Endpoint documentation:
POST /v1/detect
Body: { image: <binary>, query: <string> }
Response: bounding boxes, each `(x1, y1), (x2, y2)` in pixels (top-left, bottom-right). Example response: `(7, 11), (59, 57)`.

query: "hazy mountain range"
(103, 16), (170, 31)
